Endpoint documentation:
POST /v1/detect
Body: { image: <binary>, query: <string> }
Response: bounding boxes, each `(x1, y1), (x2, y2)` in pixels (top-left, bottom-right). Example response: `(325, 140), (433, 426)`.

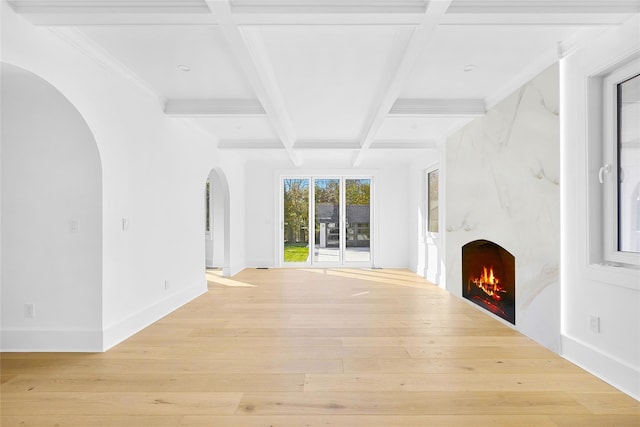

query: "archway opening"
(204, 168), (231, 279)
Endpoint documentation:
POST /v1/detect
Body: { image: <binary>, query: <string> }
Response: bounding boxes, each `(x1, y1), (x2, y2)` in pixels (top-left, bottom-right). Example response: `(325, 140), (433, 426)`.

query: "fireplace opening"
(462, 240), (515, 324)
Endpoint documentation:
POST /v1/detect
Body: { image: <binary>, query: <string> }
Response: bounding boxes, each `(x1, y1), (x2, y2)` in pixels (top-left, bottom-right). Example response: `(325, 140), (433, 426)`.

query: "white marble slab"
(445, 63), (560, 351)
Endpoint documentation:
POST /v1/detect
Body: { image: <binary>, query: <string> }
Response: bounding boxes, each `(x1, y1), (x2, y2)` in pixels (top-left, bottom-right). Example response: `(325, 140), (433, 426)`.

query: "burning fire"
(468, 266), (505, 301)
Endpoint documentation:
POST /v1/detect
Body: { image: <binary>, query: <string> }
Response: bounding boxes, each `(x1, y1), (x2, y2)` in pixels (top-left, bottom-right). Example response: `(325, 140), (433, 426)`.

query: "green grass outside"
(284, 243), (309, 262)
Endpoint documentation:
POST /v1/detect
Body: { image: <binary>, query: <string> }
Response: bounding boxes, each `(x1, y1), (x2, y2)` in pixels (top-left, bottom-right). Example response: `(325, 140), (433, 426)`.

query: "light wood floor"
(2, 268), (639, 426)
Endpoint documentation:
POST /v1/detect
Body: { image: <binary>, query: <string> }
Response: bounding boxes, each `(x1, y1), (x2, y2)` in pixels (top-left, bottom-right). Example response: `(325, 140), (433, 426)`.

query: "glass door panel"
(282, 178), (310, 264)
(344, 178), (371, 263)
(313, 178), (341, 264)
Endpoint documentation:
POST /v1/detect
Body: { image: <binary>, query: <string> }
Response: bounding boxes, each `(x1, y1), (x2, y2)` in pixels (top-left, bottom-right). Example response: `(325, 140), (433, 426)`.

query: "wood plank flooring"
(2, 268), (639, 426)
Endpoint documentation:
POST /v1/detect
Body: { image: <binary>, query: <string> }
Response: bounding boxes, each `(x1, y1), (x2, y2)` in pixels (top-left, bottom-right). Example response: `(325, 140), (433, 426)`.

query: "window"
(616, 72), (640, 253)
(427, 169), (439, 234)
(600, 58), (640, 267)
(205, 180), (211, 233)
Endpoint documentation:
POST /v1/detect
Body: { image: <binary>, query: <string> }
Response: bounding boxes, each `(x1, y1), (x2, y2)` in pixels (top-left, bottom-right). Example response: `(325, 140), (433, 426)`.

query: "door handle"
(598, 164), (611, 184)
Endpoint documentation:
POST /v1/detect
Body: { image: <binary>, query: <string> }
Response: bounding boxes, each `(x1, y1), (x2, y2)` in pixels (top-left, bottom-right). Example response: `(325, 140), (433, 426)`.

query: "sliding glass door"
(281, 176), (372, 267)
(344, 178), (371, 263)
(314, 178), (341, 264)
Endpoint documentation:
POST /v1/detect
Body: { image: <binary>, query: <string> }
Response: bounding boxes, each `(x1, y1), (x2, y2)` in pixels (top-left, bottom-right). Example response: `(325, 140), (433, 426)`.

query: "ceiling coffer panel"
(80, 25), (257, 100)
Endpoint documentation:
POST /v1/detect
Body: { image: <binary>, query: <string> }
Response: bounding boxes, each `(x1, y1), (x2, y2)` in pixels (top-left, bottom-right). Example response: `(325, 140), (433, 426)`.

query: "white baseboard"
(561, 334), (640, 400)
(102, 281), (206, 351)
(247, 259), (274, 269)
(1, 329), (103, 352)
(224, 263), (245, 277)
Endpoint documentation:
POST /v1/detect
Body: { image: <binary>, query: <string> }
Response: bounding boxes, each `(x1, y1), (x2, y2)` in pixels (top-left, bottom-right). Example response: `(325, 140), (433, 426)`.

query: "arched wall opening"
(0, 62), (103, 351)
(204, 168), (231, 277)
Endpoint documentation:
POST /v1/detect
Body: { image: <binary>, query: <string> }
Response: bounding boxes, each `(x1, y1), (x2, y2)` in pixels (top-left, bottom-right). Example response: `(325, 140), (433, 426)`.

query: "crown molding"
(164, 99), (266, 116)
(218, 140), (284, 149)
(484, 48), (558, 110)
(389, 99), (487, 117)
(47, 27), (165, 107)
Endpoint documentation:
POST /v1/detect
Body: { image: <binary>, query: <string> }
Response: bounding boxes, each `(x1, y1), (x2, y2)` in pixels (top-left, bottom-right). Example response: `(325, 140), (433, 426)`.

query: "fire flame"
(469, 266), (505, 301)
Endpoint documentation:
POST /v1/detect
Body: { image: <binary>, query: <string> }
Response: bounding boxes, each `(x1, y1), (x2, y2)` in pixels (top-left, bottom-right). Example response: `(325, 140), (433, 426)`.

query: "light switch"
(122, 218), (129, 231)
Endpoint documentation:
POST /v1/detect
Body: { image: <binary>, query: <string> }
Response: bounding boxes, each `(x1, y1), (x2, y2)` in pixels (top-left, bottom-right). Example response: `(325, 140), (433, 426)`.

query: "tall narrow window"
(427, 169), (439, 234)
(617, 72), (640, 253)
(205, 180), (210, 233)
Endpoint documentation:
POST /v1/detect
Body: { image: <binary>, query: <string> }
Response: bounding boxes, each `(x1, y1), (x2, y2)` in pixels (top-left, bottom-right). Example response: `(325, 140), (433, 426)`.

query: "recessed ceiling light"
(463, 64), (477, 72)
(177, 64), (191, 72)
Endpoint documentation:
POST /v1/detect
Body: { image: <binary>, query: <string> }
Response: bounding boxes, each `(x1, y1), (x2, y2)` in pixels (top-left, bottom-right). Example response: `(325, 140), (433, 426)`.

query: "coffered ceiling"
(8, 0), (640, 166)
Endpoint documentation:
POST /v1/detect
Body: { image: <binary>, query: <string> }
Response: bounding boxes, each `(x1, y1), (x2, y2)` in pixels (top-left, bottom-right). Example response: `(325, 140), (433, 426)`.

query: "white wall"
(244, 153), (413, 269)
(244, 156), (290, 268)
(444, 64), (561, 352)
(1, 63), (103, 350)
(561, 15), (640, 399)
(222, 153), (247, 276)
(1, 4), (245, 350)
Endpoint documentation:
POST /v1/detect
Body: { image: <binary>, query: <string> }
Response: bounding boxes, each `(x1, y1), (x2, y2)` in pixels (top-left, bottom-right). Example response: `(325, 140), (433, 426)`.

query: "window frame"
(425, 166), (440, 237)
(601, 58), (640, 267)
(205, 180), (211, 235)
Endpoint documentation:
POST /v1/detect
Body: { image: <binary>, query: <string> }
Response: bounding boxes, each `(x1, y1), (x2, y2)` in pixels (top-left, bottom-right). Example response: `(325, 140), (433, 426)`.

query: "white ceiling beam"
(294, 140), (361, 150)
(440, 13), (632, 26)
(164, 99), (266, 117)
(12, 14), (217, 26)
(389, 99), (486, 117)
(370, 140), (438, 149)
(352, 0), (453, 166)
(218, 140), (284, 149)
(233, 13), (424, 26)
(447, 1), (640, 14)
(9, 0), (210, 13)
(9, 0), (218, 25)
(230, 0), (428, 15)
(206, 0), (300, 166)
(12, 0), (632, 26)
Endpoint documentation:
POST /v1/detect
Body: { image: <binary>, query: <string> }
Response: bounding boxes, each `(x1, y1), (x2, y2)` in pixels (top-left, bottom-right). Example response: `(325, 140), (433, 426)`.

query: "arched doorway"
(204, 168), (231, 277)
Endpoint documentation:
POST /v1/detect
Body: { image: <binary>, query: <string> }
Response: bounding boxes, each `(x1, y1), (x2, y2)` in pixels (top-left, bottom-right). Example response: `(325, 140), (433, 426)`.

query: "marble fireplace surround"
(445, 63), (560, 351)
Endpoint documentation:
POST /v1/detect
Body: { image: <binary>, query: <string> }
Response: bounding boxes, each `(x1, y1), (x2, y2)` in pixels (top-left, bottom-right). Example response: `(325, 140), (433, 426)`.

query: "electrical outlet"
(589, 315), (600, 333)
(25, 303), (35, 318)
